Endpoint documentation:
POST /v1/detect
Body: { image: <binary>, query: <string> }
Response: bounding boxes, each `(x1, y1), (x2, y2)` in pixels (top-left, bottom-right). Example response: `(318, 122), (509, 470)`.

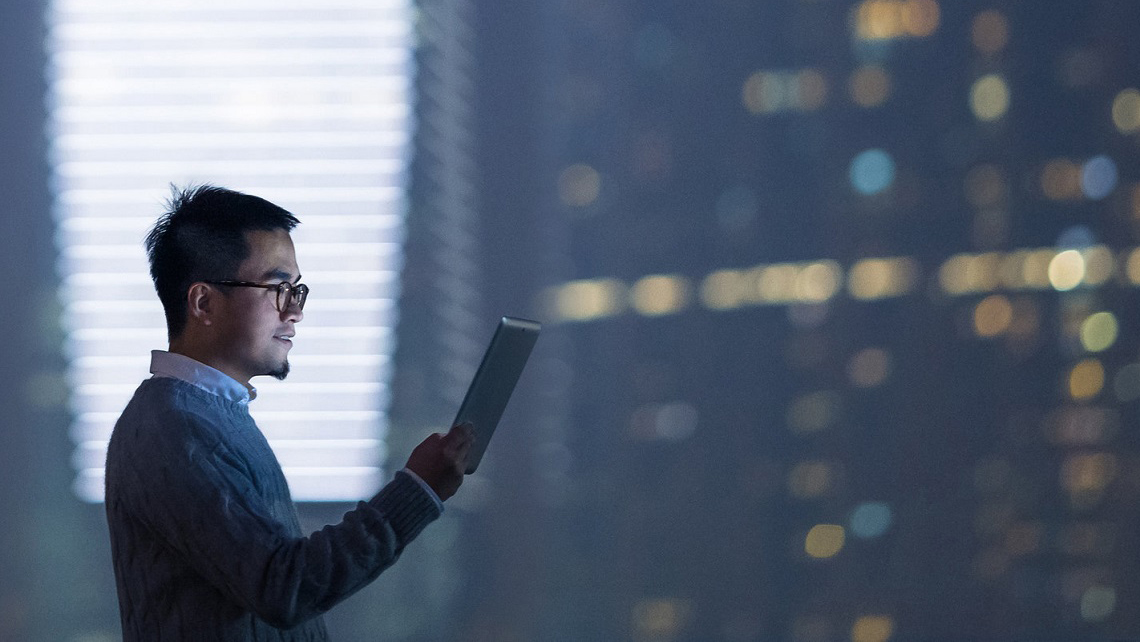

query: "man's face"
(211, 228), (304, 384)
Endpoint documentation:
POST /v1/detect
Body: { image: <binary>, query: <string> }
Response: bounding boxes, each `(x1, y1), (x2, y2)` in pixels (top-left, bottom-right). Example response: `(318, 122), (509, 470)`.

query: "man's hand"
(405, 422), (475, 501)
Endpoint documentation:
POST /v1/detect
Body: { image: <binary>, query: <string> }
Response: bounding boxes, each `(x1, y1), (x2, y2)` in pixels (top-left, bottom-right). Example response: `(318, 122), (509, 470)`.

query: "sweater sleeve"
(112, 402), (441, 629)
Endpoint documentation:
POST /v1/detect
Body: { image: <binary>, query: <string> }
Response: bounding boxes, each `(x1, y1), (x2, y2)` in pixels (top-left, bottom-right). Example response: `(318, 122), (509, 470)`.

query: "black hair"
(144, 185), (300, 340)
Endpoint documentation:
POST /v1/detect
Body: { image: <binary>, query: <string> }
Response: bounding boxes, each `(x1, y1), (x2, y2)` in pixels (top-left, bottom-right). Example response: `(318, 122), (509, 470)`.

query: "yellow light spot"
(1023, 249), (1056, 288)
(851, 615), (895, 642)
(849, 65), (891, 107)
(964, 164), (1006, 208)
(1048, 250), (1086, 291)
(548, 279), (625, 322)
(755, 264), (800, 303)
(938, 254), (971, 295)
(1112, 89), (1140, 134)
(789, 461), (834, 499)
(1041, 158), (1083, 200)
(558, 164), (601, 207)
(971, 10), (1009, 55)
(1081, 246), (1113, 286)
(970, 74), (1010, 121)
(631, 274), (690, 316)
(1081, 312), (1119, 353)
(848, 257), (918, 300)
(1069, 358), (1105, 400)
(700, 269), (746, 310)
(795, 261), (844, 302)
(743, 71), (787, 114)
(1061, 452), (1116, 493)
(998, 251), (1028, 288)
(805, 524), (845, 559)
(1126, 248), (1140, 285)
(855, 1), (904, 40)
(797, 69), (829, 110)
(632, 599), (692, 637)
(848, 348), (891, 388)
(974, 295), (1013, 338)
(901, 0), (939, 37)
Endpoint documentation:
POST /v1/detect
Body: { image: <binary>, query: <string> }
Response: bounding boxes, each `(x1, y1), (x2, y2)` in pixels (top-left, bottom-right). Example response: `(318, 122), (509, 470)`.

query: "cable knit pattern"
(105, 377), (441, 641)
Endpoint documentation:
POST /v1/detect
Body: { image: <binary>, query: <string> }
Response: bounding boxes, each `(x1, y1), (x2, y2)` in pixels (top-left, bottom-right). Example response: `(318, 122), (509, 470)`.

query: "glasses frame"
(205, 280), (309, 312)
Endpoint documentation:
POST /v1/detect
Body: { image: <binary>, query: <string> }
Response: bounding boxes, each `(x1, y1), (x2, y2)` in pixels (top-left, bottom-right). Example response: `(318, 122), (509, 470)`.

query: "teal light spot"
(849, 149), (895, 195)
(850, 501), (892, 539)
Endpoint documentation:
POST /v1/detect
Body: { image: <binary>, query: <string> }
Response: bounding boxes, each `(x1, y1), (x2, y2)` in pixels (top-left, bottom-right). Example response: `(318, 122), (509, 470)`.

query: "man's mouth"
(274, 334), (294, 345)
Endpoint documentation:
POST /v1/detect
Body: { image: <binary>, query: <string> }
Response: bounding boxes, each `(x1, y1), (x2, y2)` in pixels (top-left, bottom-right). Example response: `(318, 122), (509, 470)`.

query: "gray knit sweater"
(105, 376), (441, 641)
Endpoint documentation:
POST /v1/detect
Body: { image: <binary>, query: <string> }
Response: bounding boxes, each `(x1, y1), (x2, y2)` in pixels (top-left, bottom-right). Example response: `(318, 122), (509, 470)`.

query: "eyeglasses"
(206, 280), (309, 312)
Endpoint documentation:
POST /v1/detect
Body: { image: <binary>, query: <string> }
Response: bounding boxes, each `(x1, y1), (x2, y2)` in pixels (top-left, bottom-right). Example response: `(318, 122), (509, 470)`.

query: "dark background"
(4, 0), (1140, 640)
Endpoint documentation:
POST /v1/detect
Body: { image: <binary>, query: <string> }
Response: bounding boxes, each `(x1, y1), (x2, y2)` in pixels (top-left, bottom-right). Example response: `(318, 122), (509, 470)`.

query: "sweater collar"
(149, 350), (257, 403)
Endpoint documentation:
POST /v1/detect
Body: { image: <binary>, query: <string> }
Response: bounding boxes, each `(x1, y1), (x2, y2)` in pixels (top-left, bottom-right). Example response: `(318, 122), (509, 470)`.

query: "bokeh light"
(1068, 359), (1105, 400)
(970, 74), (1010, 121)
(851, 615), (895, 642)
(789, 461), (835, 499)
(850, 502), (892, 538)
(805, 524), (845, 559)
(1041, 158), (1083, 200)
(853, 0), (939, 40)
(849, 149), (896, 195)
(632, 598), (691, 638)
(701, 269), (746, 310)
(1112, 88), (1140, 134)
(548, 278), (626, 321)
(631, 274), (691, 316)
(848, 257), (918, 300)
(559, 163), (601, 206)
(795, 261), (844, 302)
(1061, 453), (1116, 496)
(1081, 585), (1116, 623)
(797, 69), (829, 110)
(973, 295), (1013, 338)
(1048, 250), (1085, 291)
(1079, 312), (1118, 353)
(971, 10), (1008, 55)
(849, 66), (891, 107)
(848, 348), (891, 388)
(1080, 155), (1118, 200)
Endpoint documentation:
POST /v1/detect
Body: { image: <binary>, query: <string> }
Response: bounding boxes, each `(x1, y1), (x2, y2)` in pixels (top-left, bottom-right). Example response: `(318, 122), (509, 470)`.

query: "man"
(104, 185), (474, 640)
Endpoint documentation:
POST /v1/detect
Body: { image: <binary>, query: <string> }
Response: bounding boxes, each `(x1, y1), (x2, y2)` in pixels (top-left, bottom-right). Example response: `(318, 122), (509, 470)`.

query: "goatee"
(269, 361), (290, 381)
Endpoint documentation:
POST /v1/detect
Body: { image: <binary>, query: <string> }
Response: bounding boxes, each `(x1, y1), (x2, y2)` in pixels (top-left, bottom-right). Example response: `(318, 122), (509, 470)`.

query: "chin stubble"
(269, 360), (290, 381)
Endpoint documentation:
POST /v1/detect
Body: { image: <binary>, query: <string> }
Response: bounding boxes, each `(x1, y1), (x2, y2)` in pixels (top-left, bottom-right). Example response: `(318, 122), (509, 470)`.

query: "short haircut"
(145, 185), (300, 340)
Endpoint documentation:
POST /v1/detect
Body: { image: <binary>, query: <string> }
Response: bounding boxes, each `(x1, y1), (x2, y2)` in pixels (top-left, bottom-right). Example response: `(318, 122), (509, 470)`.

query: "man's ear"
(186, 283), (215, 327)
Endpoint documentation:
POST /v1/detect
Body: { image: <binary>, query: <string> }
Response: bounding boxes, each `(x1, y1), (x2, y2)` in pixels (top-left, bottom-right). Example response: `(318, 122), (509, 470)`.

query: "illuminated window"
(47, 0), (417, 501)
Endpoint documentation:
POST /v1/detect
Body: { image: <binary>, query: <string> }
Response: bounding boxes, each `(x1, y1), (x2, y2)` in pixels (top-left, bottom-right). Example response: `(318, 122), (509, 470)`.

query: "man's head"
(145, 185), (305, 383)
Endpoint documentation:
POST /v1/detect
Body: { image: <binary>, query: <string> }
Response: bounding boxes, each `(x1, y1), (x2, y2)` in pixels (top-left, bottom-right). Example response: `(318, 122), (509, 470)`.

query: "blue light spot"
(850, 501), (892, 539)
(1081, 155), (1118, 200)
(1057, 225), (1096, 250)
(849, 149), (895, 195)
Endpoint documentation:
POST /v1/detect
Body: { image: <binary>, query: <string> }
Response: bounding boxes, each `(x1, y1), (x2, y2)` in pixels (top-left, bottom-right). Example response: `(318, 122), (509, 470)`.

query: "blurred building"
(3, 0), (1140, 640)
(465, 0), (1140, 640)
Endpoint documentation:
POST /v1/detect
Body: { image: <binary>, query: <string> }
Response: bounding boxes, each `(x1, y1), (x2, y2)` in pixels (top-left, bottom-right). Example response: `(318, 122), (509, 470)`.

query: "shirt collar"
(149, 350), (258, 403)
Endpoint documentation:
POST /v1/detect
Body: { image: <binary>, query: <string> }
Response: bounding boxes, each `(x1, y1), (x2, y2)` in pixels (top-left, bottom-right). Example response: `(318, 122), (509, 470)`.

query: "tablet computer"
(455, 316), (541, 474)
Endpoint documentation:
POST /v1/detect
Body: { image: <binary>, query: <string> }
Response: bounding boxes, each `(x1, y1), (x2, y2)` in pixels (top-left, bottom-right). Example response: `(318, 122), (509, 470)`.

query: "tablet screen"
(454, 316), (541, 474)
